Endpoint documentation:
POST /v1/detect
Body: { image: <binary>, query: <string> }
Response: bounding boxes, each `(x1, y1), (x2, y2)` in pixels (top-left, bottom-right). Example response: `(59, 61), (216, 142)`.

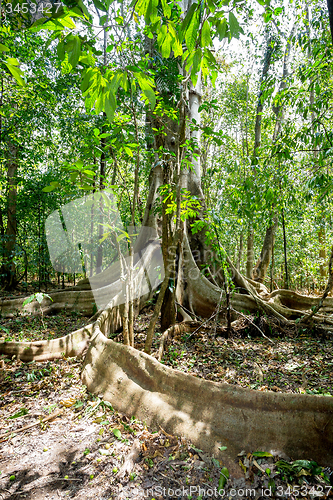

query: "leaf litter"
(0, 311), (332, 499)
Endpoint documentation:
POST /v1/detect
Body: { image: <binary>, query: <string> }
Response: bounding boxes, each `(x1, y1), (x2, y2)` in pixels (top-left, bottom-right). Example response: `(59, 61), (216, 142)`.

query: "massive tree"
(1, 0), (333, 466)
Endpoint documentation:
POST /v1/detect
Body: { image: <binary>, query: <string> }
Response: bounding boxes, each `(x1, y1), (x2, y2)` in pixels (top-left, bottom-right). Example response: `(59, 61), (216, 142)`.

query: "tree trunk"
(1, 142), (18, 290)
(253, 32), (274, 156)
(327, 0), (333, 45)
(272, 24), (295, 142)
(246, 228), (254, 279)
(236, 232), (243, 272)
(282, 207), (289, 289)
(319, 227), (327, 280)
(253, 219), (278, 283)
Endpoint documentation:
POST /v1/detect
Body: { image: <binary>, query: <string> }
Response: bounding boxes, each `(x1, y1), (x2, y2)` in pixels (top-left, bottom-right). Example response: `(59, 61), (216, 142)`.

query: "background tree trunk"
(1, 142), (18, 290)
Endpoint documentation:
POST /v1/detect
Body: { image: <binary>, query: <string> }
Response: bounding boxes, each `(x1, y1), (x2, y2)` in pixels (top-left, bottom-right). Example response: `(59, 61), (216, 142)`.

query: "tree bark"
(1, 142), (18, 290)
(253, 32), (274, 156)
(327, 0), (333, 46)
(246, 228), (254, 279)
(253, 219), (278, 283)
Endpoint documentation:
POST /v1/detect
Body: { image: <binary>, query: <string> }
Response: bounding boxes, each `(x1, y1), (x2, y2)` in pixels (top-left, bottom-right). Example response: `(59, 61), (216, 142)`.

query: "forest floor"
(0, 310), (333, 499)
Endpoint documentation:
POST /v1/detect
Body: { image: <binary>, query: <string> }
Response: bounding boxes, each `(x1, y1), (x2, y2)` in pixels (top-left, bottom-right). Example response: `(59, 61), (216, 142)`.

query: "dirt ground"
(0, 311), (333, 499)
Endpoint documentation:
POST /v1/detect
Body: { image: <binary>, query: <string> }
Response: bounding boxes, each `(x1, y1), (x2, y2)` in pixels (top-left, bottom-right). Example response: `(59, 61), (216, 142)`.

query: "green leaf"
(252, 451), (273, 458)
(185, 10), (200, 52)
(201, 20), (211, 47)
(92, 0), (108, 12)
(179, 2), (197, 41)
(6, 58), (19, 66)
(75, 159), (84, 168)
(113, 428), (122, 439)
(228, 11), (242, 39)
(67, 36), (81, 68)
(219, 446), (227, 451)
(105, 91), (117, 122)
(161, 0), (172, 18)
(161, 32), (172, 58)
(8, 407), (28, 419)
(23, 295), (36, 307)
(218, 467), (229, 491)
(136, 74), (156, 109)
(207, 0), (215, 14)
(5, 63), (25, 85)
(42, 185), (56, 192)
(81, 69), (93, 92)
(0, 44), (9, 52)
(192, 48), (202, 74)
(57, 41), (65, 60)
(216, 18), (227, 40)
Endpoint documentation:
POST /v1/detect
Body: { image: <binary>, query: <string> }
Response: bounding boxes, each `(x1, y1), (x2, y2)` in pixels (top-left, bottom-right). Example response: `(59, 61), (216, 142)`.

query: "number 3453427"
(5, 2), (62, 14)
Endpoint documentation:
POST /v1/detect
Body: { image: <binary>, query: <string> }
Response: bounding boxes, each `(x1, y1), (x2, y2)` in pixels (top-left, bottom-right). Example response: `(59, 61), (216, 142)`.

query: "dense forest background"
(1, 0), (333, 299)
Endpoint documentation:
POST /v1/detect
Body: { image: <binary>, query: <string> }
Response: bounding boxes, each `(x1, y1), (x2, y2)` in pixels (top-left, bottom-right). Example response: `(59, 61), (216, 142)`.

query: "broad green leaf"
(218, 467), (229, 491)
(23, 295), (35, 306)
(95, 88), (105, 114)
(185, 10), (200, 52)
(135, 0), (150, 17)
(57, 41), (65, 60)
(179, 2), (197, 41)
(219, 446), (227, 451)
(201, 20), (211, 47)
(67, 36), (81, 68)
(75, 160), (84, 168)
(136, 74), (156, 109)
(108, 71), (123, 93)
(216, 18), (227, 40)
(228, 11), (243, 39)
(252, 451), (273, 458)
(92, 0), (108, 12)
(192, 48), (202, 74)
(124, 146), (133, 157)
(5, 63), (25, 86)
(81, 69), (93, 92)
(113, 428), (122, 439)
(42, 185), (56, 192)
(207, 0), (215, 14)
(6, 58), (19, 66)
(161, 32), (172, 58)
(161, 0), (172, 18)
(122, 72), (129, 91)
(105, 91), (117, 122)
(0, 44), (9, 52)
(31, 15), (76, 31)
(172, 36), (183, 57)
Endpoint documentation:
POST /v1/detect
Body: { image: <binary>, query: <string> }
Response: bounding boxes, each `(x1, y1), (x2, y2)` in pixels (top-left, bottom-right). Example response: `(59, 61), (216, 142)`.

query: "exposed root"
(157, 322), (192, 361)
(118, 438), (141, 478)
(0, 324), (93, 362)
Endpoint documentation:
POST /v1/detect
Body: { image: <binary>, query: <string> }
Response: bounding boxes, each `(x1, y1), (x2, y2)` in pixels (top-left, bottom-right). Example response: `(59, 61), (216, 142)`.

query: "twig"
(175, 302), (201, 321)
(158, 471), (181, 485)
(58, 478), (82, 481)
(230, 307), (274, 344)
(0, 409), (64, 442)
(185, 310), (222, 343)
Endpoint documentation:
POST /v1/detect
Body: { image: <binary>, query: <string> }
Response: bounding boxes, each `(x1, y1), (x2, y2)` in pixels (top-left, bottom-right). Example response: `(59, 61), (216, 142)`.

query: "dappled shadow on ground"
(81, 327), (333, 471)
